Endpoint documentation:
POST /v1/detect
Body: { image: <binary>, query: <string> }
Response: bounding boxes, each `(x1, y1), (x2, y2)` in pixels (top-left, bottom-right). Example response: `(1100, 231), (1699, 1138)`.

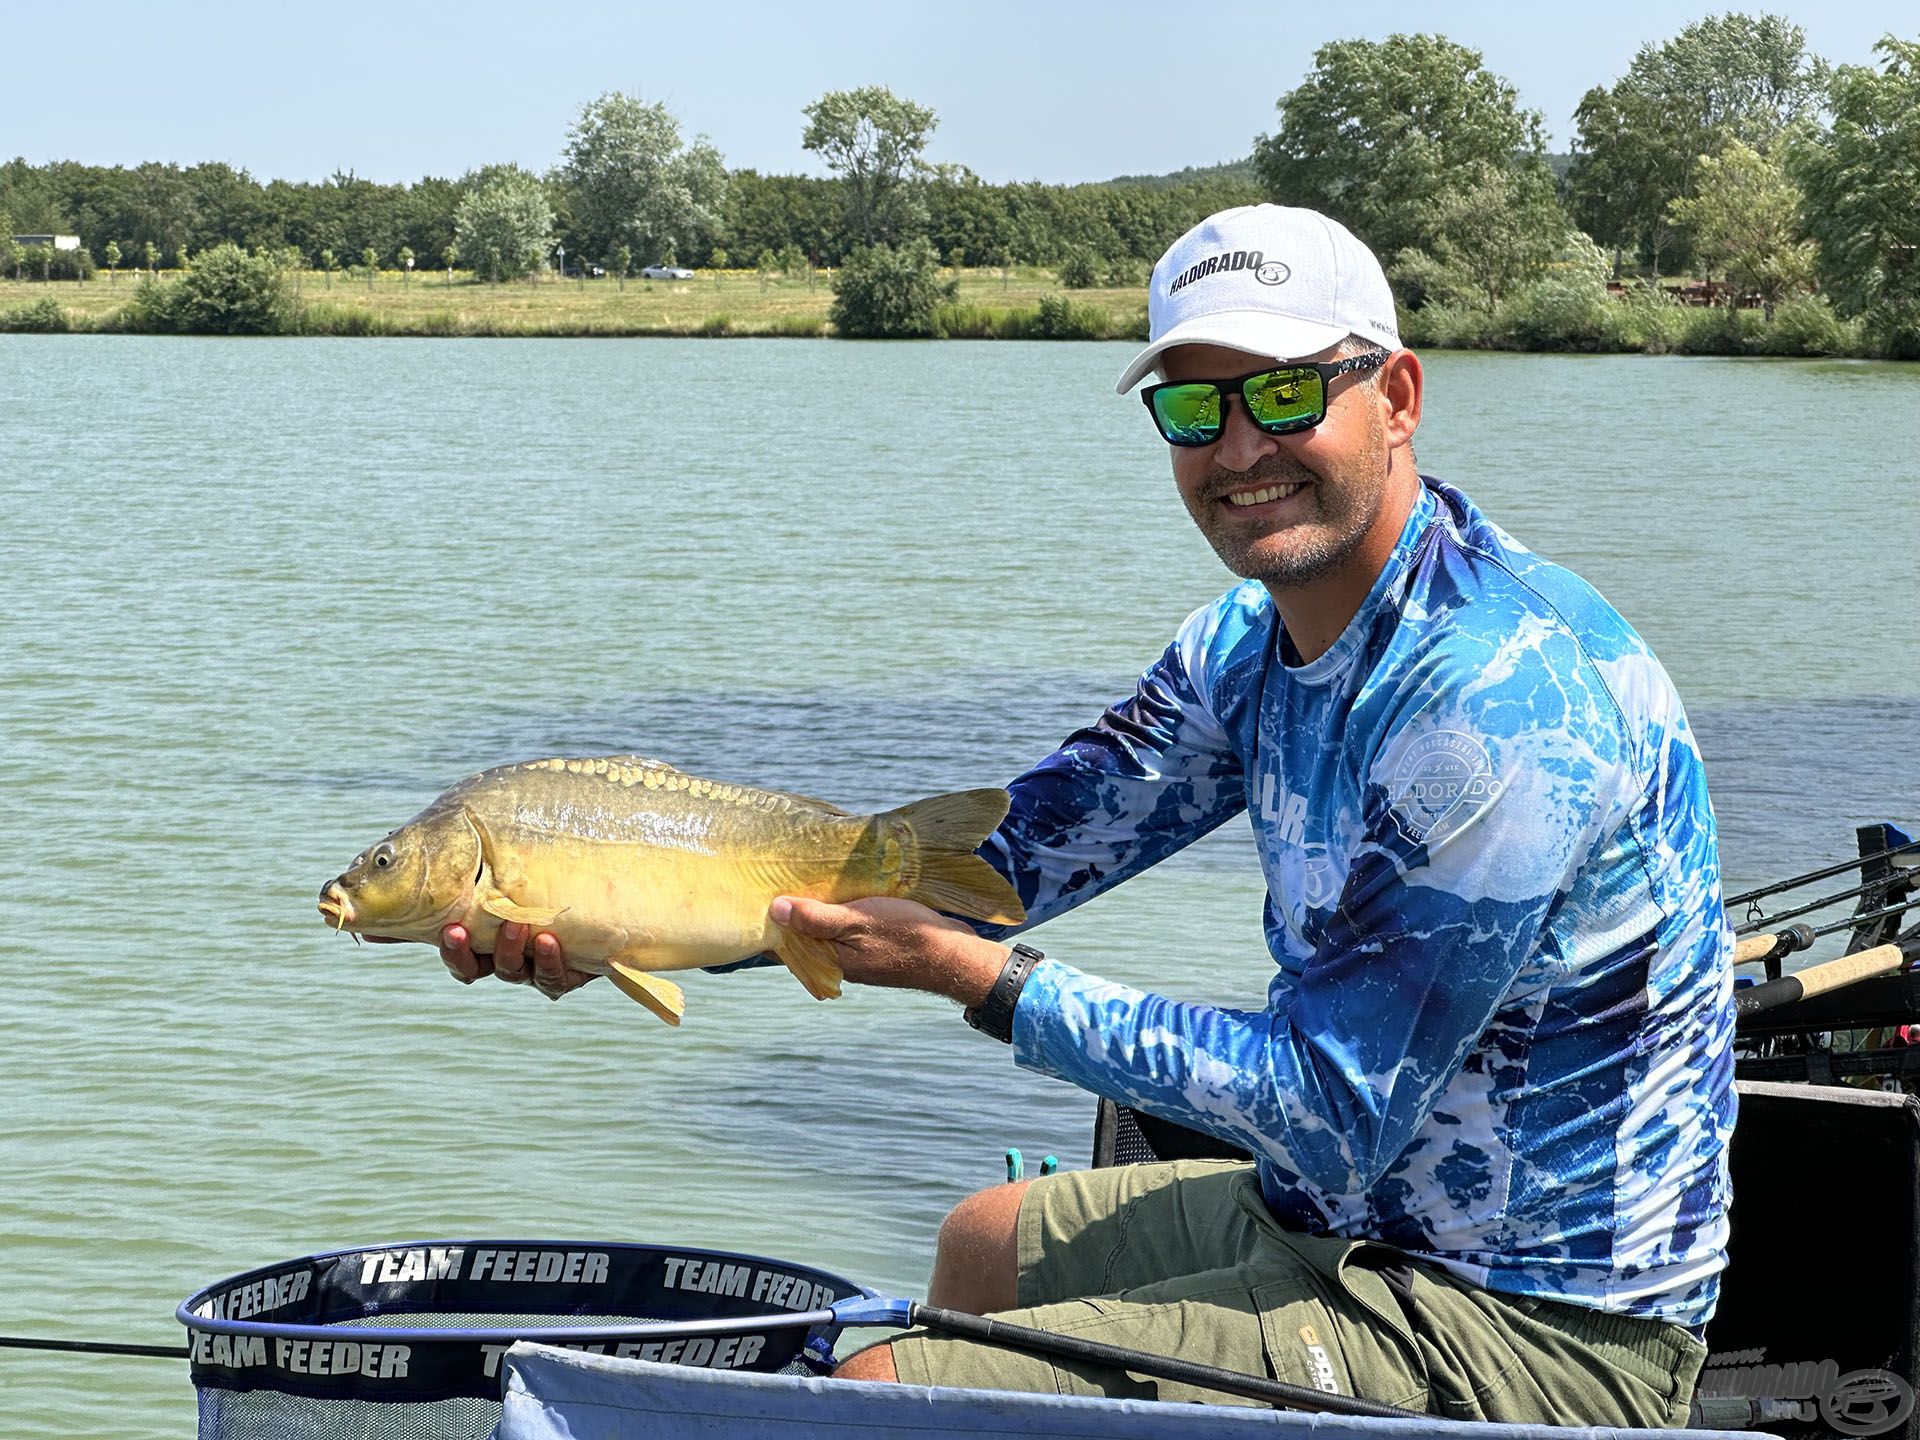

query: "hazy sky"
(4, 1), (1913, 185)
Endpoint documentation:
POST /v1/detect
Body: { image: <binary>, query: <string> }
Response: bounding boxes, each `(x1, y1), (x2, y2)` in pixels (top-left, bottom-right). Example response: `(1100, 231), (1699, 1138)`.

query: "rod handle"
(1792, 943), (1906, 1000)
(1736, 943), (1907, 1019)
(1732, 922), (1816, 965)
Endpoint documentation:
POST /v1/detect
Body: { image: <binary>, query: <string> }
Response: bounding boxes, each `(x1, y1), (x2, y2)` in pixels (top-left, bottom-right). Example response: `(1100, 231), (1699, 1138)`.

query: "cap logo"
(1167, 248), (1265, 297)
(1255, 261), (1291, 287)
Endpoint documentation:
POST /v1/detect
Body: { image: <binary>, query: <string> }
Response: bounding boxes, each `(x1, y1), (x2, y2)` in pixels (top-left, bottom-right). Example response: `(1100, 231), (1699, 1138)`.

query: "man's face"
(1163, 342), (1392, 590)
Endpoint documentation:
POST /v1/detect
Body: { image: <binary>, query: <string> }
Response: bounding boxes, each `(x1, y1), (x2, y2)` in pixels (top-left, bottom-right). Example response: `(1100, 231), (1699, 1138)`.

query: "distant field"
(0, 267), (1150, 338)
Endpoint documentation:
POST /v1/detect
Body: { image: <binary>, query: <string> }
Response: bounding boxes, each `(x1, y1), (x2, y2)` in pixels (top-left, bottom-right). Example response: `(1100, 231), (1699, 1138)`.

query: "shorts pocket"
(1254, 1276), (1429, 1413)
(1068, 1290), (1275, 1408)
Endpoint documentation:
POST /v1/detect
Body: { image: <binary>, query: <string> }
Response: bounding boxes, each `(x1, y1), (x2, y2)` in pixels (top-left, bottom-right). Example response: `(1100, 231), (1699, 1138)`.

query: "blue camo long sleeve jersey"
(984, 476), (1736, 1328)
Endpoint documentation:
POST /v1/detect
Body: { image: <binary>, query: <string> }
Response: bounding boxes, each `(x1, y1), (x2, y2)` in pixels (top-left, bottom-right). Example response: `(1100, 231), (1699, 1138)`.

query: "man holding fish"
(434, 206), (1736, 1424)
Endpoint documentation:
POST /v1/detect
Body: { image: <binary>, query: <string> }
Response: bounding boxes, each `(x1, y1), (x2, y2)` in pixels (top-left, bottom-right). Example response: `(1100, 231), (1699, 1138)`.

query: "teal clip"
(1005, 1150), (1058, 1181)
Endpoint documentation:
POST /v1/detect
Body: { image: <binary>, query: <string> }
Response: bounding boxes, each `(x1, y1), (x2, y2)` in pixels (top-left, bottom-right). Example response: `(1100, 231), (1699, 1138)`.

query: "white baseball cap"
(1115, 204), (1401, 394)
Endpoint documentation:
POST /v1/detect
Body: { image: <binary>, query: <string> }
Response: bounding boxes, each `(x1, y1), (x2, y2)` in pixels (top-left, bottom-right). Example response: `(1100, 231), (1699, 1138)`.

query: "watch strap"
(964, 943), (1044, 1044)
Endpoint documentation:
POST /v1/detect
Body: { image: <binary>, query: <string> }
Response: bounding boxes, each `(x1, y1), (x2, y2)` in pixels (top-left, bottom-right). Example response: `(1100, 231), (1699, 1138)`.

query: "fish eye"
(372, 843), (396, 869)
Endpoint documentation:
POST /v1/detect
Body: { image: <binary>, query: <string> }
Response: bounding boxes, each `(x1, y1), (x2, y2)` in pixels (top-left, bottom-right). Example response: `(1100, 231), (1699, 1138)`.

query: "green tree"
(1793, 37), (1920, 355)
(802, 85), (937, 247)
(1666, 140), (1814, 318)
(362, 244), (378, 291)
(105, 239), (122, 282)
(829, 238), (954, 337)
(1567, 13), (1829, 279)
(141, 240), (158, 275)
(1251, 34), (1546, 261)
(124, 242), (293, 334)
(1057, 244), (1100, 289)
(452, 166), (554, 282)
(560, 91), (728, 269)
(0, 212), (19, 278)
(611, 243), (631, 289)
(1391, 162), (1570, 311)
(397, 244), (414, 284)
(23, 244), (52, 282)
(319, 247), (336, 288)
(441, 242), (457, 284)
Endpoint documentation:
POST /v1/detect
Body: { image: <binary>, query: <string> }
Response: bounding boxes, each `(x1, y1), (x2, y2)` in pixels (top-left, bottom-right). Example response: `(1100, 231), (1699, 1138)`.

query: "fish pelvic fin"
(481, 896), (570, 928)
(605, 955), (686, 1026)
(774, 931), (843, 1001)
(888, 788), (1027, 925)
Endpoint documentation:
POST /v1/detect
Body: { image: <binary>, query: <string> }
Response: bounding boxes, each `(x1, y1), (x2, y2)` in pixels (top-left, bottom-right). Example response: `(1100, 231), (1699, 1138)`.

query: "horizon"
(2, 1), (1913, 190)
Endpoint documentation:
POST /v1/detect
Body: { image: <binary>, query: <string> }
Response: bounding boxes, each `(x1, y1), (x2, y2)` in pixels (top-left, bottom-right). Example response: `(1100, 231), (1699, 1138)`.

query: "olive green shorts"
(881, 1161), (1706, 1427)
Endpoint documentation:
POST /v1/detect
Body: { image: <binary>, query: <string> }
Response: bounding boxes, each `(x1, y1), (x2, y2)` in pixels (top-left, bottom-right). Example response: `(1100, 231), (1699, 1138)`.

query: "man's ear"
(1379, 349), (1423, 452)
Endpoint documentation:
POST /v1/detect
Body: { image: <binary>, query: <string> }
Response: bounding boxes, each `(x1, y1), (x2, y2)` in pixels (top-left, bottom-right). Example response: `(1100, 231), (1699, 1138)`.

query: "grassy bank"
(0, 267), (1148, 339)
(1, 269), (1902, 356)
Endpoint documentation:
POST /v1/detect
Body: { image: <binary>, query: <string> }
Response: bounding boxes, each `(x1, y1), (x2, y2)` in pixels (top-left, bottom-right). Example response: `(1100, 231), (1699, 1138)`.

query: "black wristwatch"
(964, 943), (1044, 1044)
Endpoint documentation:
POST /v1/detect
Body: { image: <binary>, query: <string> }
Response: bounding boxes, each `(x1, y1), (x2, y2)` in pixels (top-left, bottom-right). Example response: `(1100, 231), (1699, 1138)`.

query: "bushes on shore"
(0, 296), (70, 332)
(829, 239), (954, 337)
(120, 244), (294, 334)
(1399, 270), (1867, 358)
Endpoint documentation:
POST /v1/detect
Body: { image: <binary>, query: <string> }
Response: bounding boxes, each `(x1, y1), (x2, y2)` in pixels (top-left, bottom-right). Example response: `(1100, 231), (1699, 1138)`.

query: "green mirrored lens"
(1244, 369), (1325, 431)
(1152, 385), (1222, 443)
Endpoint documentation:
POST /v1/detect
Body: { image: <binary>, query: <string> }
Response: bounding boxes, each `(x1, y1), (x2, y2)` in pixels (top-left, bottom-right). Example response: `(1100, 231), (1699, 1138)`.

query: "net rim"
(177, 1237), (873, 1344)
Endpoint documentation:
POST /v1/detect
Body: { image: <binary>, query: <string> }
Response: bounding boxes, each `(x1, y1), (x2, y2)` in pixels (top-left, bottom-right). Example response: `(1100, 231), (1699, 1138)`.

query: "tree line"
(0, 107), (1255, 286)
(3, 14), (1916, 354)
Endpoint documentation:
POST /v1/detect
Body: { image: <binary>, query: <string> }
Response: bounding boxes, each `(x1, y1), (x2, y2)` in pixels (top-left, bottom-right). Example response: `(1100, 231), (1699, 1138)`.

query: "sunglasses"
(1141, 351), (1390, 447)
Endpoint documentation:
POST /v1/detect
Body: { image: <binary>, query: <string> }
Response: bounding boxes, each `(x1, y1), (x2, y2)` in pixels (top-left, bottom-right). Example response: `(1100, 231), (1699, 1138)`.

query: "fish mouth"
(318, 883), (356, 931)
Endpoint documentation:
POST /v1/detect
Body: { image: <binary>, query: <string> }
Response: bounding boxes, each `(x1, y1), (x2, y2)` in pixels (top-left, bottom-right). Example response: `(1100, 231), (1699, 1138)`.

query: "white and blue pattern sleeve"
(977, 590), (1263, 933)
(1010, 634), (1635, 1197)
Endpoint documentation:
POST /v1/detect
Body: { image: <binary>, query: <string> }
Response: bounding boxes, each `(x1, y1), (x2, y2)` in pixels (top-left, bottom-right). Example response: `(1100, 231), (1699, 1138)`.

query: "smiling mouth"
(1222, 481), (1305, 508)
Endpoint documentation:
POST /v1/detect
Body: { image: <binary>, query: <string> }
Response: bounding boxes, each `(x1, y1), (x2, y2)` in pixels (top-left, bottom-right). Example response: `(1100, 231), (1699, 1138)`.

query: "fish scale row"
(509, 756), (827, 816)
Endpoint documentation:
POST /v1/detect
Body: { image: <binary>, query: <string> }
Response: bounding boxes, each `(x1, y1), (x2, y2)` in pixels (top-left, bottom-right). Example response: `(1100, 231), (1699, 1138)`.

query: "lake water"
(2, 338), (1916, 1438)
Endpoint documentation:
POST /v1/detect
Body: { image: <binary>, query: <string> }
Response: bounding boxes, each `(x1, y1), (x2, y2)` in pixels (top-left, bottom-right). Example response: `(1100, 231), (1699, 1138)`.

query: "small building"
(11, 234), (82, 250)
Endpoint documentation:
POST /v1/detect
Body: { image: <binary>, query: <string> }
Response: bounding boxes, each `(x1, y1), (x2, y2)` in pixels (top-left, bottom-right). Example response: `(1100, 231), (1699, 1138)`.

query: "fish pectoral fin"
(480, 896), (570, 928)
(774, 931), (844, 1001)
(604, 956), (686, 1027)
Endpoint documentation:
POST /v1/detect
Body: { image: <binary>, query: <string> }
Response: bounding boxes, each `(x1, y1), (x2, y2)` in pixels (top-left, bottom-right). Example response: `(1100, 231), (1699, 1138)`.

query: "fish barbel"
(317, 755), (1026, 1025)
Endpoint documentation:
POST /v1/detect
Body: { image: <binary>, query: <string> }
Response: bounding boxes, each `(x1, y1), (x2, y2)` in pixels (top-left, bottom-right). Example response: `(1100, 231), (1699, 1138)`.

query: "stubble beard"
(1188, 444), (1387, 590)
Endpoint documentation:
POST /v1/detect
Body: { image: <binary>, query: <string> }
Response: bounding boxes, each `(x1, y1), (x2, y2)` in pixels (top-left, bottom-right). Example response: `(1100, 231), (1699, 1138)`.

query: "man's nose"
(1210, 393), (1282, 470)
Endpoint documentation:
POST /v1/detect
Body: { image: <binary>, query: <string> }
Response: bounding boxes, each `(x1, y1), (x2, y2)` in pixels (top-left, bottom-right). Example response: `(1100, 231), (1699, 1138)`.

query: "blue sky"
(4, 1), (1913, 185)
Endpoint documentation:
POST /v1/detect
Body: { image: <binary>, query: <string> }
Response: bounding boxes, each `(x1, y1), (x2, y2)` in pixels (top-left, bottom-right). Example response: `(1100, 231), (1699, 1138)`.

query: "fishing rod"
(1732, 871), (1916, 936)
(830, 1294), (1421, 1419)
(1734, 895), (1920, 964)
(1724, 839), (1920, 909)
(7, 1303), (1417, 1419)
(0, 1334), (186, 1358)
(1734, 921), (1920, 1020)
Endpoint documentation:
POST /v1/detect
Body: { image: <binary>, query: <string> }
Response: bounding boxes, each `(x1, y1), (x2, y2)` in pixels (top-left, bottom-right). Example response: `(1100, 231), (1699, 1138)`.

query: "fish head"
(318, 807), (482, 941)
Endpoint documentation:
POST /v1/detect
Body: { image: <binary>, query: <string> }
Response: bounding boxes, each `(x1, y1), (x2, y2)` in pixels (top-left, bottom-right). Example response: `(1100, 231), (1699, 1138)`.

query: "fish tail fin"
(774, 932), (844, 1001)
(887, 788), (1027, 925)
(605, 956), (686, 1026)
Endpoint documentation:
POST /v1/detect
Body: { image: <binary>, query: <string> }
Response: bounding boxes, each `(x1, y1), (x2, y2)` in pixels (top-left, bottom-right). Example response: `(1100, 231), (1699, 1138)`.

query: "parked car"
(640, 265), (695, 280)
